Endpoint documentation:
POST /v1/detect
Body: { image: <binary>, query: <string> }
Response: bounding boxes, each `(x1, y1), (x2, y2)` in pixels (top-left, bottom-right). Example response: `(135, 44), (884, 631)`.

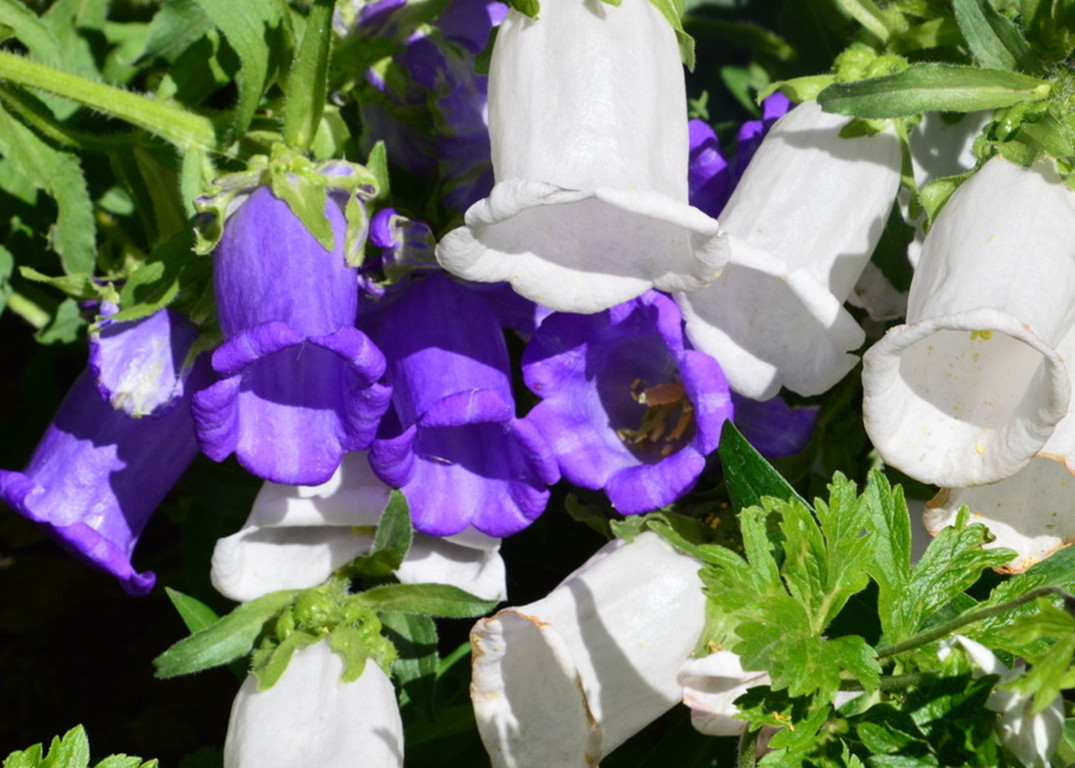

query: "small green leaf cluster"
(3, 726), (157, 768)
(152, 492), (498, 692)
(697, 426), (1075, 767)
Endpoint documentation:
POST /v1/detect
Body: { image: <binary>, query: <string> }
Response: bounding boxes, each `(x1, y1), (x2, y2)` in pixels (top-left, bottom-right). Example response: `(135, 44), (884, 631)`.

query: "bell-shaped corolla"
(863, 157), (1075, 488)
(210, 452), (507, 602)
(0, 315), (209, 595)
(224, 642), (404, 768)
(436, 0), (726, 314)
(469, 531), (706, 767)
(192, 186), (391, 487)
(676, 100), (901, 399)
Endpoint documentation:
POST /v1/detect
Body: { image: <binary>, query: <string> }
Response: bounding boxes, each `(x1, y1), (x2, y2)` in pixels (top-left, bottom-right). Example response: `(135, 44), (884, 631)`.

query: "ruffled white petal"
(211, 452), (507, 602)
(224, 644), (403, 768)
(436, 0), (725, 314)
(470, 531), (706, 767)
(677, 101), (901, 398)
(864, 157), (1075, 487)
(677, 651), (770, 736)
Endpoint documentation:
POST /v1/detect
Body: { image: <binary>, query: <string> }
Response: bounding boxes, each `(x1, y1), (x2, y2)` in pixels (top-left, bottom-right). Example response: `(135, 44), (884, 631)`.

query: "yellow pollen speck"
(975, 443), (985, 454)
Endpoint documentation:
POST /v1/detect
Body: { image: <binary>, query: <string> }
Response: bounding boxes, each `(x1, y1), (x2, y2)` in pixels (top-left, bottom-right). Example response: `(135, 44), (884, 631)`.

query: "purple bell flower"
(522, 291), (733, 514)
(0, 310), (210, 596)
(367, 272), (558, 537)
(193, 186), (391, 486)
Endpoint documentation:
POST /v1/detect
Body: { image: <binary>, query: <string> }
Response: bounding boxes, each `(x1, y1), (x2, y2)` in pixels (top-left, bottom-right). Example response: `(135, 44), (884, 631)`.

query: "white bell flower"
(469, 531), (706, 767)
(938, 635), (1064, 766)
(863, 156), (1075, 488)
(435, 0), (726, 314)
(676, 100), (901, 399)
(211, 452), (507, 602)
(224, 642), (403, 768)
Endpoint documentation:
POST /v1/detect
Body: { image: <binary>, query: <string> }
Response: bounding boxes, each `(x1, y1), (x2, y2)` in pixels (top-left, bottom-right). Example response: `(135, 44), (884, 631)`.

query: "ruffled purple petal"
(688, 119), (732, 219)
(89, 306), (199, 417)
(522, 291), (734, 514)
(367, 273), (556, 536)
(0, 360), (210, 595)
(194, 325), (390, 485)
(731, 392), (818, 459)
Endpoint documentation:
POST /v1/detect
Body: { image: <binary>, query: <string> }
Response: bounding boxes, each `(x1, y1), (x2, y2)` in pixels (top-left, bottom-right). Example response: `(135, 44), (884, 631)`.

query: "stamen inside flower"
(617, 378), (696, 459)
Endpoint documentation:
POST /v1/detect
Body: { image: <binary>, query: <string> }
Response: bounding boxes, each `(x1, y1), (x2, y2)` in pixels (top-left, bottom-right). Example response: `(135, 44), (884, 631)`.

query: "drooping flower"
(939, 635), (1064, 766)
(522, 290), (732, 514)
(469, 531), (707, 768)
(224, 642), (404, 768)
(211, 452), (507, 602)
(677, 100), (902, 399)
(366, 272), (558, 537)
(192, 185), (391, 486)
(436, 0), (726, 313)
(863, 156), (1075, 488)
(0, 310), (209, 595)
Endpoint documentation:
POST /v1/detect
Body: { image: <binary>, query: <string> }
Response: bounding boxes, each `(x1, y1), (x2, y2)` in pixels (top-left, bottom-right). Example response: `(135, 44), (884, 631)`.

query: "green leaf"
(18, 267), (109, 302)
(718, 420), (806, 513)
(366, 141), (389, 200)
(41, 726), (90, 768)
(0, 244), (13, 315)
(647, 0), (695, 69)
(862, 472), (914, 642)
(760, 74), (836, 104)
(952, 0), (1044, 73)
(350, 490), (413, 578)
(355, 583), (498, 618)
(3, 743), (43, 768)
(0, 0), (65, 66)
(282, 0), (333, 153)
(191, 0), (287, 138)
(139, 0), (213, 63)
(165, 587), (221, 635)
(379, 612), (438, 714)
(0, 105), (95, 275)
(35, 297), (85, 345)
(94, 757), (157, 768)
(114, 229), (200, 322)
(1000, 599), (1075, 712)
(508, 0), (539, 18)
(817, 63), (1051, 118)
(153, 589), (300, 678)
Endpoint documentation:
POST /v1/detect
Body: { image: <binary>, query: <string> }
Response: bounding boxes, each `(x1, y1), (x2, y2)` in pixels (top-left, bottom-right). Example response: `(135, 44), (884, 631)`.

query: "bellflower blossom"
(211, 452), (507, 603)
(366, 272), (558, 537)
(0, 308), (209, 595)
(192, 186), (391, 486)
(224, 642), (403, 768)
(677, 100), (902, 399)
(436, 0), (726, 313)
(522, 290), (733, 514)
(863, 157), (1075, 488)
(470, 532), (707, 768)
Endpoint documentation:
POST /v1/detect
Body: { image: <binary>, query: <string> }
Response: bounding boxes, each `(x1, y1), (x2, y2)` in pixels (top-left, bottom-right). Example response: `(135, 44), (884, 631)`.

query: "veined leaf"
(953, 0), (1044, 74)
(818, 63), (1051, 118)
(356, 583), (498, 618)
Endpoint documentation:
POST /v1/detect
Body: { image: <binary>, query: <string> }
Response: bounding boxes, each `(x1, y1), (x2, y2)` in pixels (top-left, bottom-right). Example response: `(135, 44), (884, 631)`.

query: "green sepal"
(152, 589), (300, 678)
(270, 168), (333, 250)
(328, 626), (375, 682)
(818, 62), (1052, 119)
(600, 0), (622, 6)
(340, 490), (413, 579)
(648, 0), (695, 70)
(508, 0), (539, 18)
(717, 420), (806, 513)
(758, 75), (835, 105)
(354, 583), (499, 618)
(917, 168), (975, 225)
(366, 141), (390, 200)
(164, 587), (221, 635)
(18, 267), (118, 304)
(251, 629), (321, 690)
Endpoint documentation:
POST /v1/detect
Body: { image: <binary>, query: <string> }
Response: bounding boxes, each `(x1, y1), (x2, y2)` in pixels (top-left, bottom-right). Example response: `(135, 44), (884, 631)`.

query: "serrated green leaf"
(139, 0), (213, 63)
(191, 0), (287, 138)
(0, 105), (95, 275)
(818, 63), (1051, 118)
(42, 726), (90, 768)
(3, 742), (43, 768)
(153, 589), (299, 678)
(165, 587), (221, 635)
(252, 630), (320, 690)
(0, 0), (64, 66)
(355, 583), (498, 618)
(19, 267), (106, 302)
(114, 228), (201, 322)
(35, 297), (85, 345)
(862, 472), (915, 642)
(93, 756), (152, 768)
(718, 421), (805, 513)
(953, 0), (1044, 74)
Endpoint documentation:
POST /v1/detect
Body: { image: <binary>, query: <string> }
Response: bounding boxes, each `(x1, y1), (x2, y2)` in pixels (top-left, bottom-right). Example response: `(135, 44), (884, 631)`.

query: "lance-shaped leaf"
(818, 63), (1051, 118)
(952, 0), (1044, 74)
(355, 583), (498, 618)
(717, 421), (805, 513)
(153, 589), (300, 678)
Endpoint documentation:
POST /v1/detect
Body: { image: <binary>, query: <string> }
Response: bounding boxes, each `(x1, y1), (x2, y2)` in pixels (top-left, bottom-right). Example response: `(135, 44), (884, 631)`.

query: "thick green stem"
(840, 671), (938, 692)
(0, 51), (219, 151)
(282, 0), (335, 153)
(737, 727), (760, 768)
(876, 585), (1071, 661)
